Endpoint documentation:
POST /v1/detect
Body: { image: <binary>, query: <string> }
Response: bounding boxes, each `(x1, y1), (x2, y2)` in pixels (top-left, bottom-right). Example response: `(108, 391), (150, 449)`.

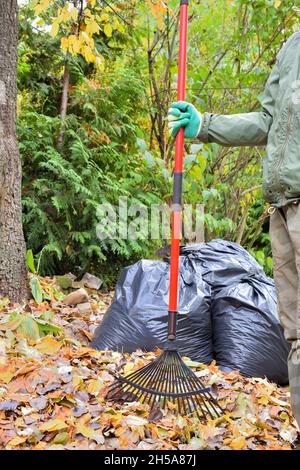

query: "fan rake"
(107, 346), (223, 421)
(106, 0), (223, 422)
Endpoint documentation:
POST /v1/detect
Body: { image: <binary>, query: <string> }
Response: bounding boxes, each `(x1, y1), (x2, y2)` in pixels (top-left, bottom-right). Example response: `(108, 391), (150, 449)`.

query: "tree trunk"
(57, 62), (70, 149)
(0, 0), (28, 302)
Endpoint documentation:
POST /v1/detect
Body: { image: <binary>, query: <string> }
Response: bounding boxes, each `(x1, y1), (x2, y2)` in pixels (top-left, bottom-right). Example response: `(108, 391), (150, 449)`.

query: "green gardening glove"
(168, 101), (202, 139)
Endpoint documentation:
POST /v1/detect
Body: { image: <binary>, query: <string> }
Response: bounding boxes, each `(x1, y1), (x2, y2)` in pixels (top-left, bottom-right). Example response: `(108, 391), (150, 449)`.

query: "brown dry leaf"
(0, 281), (298, 451)
(78, 328), (93, 341)
(13, 363), (38, 378)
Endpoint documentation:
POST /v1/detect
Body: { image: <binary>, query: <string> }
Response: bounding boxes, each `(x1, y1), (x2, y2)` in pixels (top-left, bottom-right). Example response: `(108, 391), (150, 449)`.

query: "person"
(168, 30), (300, 427)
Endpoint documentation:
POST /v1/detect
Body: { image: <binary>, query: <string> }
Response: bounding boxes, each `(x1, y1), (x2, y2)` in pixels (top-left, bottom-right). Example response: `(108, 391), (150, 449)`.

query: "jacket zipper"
(274, 100), (293, 199)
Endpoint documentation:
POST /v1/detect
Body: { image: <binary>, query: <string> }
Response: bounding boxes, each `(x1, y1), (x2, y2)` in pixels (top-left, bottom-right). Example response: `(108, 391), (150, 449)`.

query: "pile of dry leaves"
(0, 276), (299, 450)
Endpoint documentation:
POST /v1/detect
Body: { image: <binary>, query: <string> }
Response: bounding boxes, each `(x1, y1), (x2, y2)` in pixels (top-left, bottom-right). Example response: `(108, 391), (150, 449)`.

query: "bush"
(18, 66), (168, 285)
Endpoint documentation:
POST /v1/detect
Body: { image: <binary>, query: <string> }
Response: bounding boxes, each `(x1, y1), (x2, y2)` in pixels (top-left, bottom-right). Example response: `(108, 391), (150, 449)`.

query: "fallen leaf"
(35, 336), (62, 355)
(0, 401), (19, 411)
(29, 396), (48, 411)
(125, 416), (148, 427)
(7, 436), (27, 447)
(0, 364), (15, 383)
(189, 437), (203, 450)
(87, 379), (104, 396)
(52, 432), (70, 445)
(39, 419), (67, 432)
(76, 423), (95, 439)
(230, 436), (247, 450)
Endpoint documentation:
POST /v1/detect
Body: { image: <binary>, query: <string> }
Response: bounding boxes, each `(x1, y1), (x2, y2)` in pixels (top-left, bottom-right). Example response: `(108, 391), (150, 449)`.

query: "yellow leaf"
(76, 423), (94, 439)
(68, 35), (81, 54)
(39, 419), (67, 432)
(124, 362), (135, 375)
(70, 6), (78, 22)
(85, 19), (100, 36)
(100, 13), (109, 22)
(80, 31), (94, 48)
(32, 442), (47, 450)
(274, 0), (281, 8)
(35, 336), (62, 355)
(61, 36), (69, 51)
(258, 395), (269, 405)
(230, 436), (247, 450)
(114, 19), (125, 34)
(199, 44), (207, 54)
(0, 314), (22, 331)
(0, 364), (14, 384)
(53, 432), (70, 445)
(60, 3), (73, 22)
(87, 378), (104, 396)
(82, 46), (96, 63)
(50, 20), (59, 38)
(8, 436), (27, 447)
(34, 0), (51, 16)
(72, 375), (82, 388)
(104, 24), (113, 38)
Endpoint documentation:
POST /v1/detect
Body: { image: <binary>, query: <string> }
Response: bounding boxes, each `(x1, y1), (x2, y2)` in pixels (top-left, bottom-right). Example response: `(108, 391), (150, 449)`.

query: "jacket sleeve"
(198, 53), (281, 147)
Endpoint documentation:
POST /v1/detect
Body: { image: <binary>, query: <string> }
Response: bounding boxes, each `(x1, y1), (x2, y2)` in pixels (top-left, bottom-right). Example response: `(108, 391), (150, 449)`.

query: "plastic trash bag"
(212, 276), (290, 385)
(181, 239), (266, 294)
(92, 257), (213, 364)
(92, 239), (290, 384)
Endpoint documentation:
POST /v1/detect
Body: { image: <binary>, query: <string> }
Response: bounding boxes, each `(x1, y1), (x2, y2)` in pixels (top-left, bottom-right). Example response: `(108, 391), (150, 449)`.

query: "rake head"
(107, 348), (223, 421)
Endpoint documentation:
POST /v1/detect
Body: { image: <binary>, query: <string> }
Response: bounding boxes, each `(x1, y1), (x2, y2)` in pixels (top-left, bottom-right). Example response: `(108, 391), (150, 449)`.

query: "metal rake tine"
(173, 360), (182, 415)
(182, 362), (217, 402)
(180, 361), (208, 419)
(178, 362), (196, 417)
(170, 358), (177, 409)
(173, 355), (186, 415)
(139, 360), (165, 405)
(106, 348), (223, 423)
(125, 359), (159, 382)
(108, 374), (146, 402)
(145, 355), (171, 409)
(188, 372), (216, 419)
(187, 371), (221, 419)
(183, 368), (209, 419)
(174, 357), (188, 416)
(162, 356), (172, 409)
(107, 381), (132, 401)
(192, 372), (223, 416)
(108, 358), (160, 401)
(153, 353), (169, 405)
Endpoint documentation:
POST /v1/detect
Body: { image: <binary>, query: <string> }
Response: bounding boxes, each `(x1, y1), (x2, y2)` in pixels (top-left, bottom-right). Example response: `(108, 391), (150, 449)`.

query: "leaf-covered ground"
(0, 277), (299, 450)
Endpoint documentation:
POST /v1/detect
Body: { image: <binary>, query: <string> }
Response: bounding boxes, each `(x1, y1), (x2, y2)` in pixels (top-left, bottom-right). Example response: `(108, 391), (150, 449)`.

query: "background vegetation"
(18, 0), (298, 284)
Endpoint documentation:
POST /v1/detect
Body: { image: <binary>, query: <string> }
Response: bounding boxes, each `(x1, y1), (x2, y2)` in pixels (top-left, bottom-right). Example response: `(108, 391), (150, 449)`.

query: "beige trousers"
(270, 202), (300, 426)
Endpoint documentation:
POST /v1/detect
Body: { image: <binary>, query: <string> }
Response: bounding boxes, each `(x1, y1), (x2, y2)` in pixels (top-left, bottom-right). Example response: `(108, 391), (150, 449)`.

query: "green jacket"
(198, 31), (300, 207)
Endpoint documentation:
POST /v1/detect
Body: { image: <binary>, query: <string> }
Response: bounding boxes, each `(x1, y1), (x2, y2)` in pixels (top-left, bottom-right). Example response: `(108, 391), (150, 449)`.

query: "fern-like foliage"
(19, 65), (169, 284)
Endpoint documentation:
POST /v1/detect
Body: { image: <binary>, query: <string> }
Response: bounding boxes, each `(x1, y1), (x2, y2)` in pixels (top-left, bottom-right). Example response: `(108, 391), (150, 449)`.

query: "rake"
(107, 0), (223, 421)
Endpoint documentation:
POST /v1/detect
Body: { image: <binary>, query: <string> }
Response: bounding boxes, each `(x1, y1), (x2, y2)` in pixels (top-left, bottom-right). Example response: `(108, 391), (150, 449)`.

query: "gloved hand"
(168, 101), (202, 139)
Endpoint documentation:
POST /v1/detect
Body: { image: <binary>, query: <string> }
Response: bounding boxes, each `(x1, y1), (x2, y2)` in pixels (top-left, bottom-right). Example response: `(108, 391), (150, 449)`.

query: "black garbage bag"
(212, 276), (290, 385)
(181, 239), (266, 294)
(92, 257), (213, 364)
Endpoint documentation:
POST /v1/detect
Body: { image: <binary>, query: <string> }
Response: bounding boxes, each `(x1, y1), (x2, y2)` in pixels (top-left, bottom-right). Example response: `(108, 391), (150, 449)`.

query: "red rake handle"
(168, 0), (189, 341)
